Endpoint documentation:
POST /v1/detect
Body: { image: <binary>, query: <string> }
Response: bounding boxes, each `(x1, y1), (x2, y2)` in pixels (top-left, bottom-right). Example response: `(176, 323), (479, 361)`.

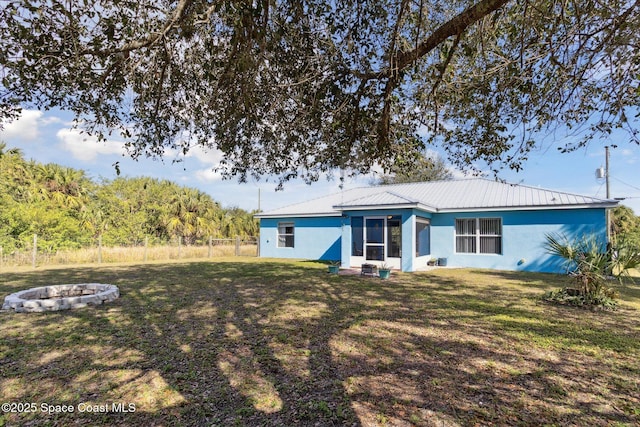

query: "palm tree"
(162, 187), (219, 244)
(78, 204), (109, 239)
(34, 163), (91, 209)
(545, 233), (640, 305)
(215, 211), (238, 239)
(0, 142), (22, 158)
(0, 142), (32, 201)
(234, 210), (259, 238)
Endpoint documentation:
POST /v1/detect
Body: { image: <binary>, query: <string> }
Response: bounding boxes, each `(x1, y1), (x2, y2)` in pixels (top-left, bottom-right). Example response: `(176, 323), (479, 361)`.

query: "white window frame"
(364, 216), (386, 261)
(277, 222), (295, 248)
(415, 217), (431, 257)
(455, 218), (502, 255)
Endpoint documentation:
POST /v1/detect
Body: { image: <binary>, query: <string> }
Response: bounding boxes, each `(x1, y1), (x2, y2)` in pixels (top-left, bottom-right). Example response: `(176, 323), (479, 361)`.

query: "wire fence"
(0, 235), (259, 269)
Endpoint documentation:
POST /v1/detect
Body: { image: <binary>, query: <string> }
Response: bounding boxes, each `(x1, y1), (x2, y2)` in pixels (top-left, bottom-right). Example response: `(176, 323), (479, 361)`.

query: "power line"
(593, 181), (605, 198)
(612, 176), (640, 192)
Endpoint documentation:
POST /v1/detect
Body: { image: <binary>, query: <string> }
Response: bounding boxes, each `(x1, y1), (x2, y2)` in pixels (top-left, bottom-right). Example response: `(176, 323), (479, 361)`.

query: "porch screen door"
(387, 216), (401, 258)
(365, 218), (385, 261)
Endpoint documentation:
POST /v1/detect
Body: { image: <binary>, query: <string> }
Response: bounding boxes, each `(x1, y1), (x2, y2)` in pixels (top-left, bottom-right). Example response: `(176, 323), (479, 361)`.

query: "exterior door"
(387, 215), (402, 259)
(365, 218), (385, 261)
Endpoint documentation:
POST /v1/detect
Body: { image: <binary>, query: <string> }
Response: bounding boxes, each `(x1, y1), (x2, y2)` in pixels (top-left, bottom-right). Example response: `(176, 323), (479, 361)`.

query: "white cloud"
(194, 167), (223, 182)
(56, 128), (126, 161)
(449, 168), (470, 179)
(165, 143), (225, 182)
(183, 144), (224, 165)
(39, 116), (67, 126)
(156, 138), (226, 171)
(0, 109), (43, 141)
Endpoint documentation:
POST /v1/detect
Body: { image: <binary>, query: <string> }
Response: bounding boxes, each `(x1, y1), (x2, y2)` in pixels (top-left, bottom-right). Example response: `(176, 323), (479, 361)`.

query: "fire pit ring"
(2, 283), (119, 313)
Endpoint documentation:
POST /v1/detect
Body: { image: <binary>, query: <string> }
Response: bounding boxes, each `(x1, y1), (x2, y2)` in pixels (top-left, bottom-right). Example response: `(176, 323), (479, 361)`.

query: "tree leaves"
(375, 151), (454, 184)
(0, 146), (258, 250)
(1, 0), (638, 184)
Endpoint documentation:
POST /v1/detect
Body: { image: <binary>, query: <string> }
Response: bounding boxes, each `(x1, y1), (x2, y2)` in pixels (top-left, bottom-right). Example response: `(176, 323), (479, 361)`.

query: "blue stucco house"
(255, 179), (617, 273)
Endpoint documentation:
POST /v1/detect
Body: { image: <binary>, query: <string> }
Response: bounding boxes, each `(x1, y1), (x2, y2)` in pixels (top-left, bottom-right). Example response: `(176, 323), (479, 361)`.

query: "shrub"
(544, 233), (640, 309)
(543, 288), (618, 310)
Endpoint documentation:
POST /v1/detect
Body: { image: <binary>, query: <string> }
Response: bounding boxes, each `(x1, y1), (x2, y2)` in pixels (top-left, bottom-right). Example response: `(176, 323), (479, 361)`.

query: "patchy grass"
(1, 259), (639, 426)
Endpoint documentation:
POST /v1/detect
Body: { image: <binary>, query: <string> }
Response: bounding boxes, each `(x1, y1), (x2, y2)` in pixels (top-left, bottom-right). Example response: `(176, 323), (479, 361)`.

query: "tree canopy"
(1, 0), (638, 185)
(612, 205), (640, 247)
(0, 143), (258, 252)
(375, 152), (453, 184)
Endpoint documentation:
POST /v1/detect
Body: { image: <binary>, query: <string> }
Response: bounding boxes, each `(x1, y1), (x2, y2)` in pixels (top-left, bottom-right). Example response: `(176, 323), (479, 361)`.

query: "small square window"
(277, 222), (294, 248)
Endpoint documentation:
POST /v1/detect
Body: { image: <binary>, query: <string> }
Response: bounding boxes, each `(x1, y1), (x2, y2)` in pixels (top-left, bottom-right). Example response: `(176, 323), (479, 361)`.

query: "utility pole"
(604, 146), (613, 245)
(605, 146), (610, 199)
(597, 146), (614, 245)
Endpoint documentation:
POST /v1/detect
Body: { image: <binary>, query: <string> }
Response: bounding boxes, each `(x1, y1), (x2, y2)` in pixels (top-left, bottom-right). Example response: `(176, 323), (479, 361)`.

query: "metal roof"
(337, 191), (419, 207)
(255, 178), (618, 218)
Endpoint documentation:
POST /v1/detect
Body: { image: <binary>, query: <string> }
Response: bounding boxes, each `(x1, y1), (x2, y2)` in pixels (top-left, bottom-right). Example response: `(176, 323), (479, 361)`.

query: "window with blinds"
(455, 218), (502, 254)
(277, 222), (295, 248)
(479, 218), (502, 254)
(455, 218), (476, 253)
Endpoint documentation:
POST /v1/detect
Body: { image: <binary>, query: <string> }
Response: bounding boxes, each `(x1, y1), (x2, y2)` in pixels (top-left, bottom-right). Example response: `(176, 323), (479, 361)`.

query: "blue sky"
(1, 108), (639, 214)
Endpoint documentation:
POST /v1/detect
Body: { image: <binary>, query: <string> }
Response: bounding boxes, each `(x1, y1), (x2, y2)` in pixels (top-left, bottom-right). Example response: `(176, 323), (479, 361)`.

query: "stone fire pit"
(2, 283), (119, 313)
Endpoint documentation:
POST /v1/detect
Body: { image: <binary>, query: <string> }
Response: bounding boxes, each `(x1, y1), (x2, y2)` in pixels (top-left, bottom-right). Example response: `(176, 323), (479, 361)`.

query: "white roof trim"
(438, 203), (618, 213)
(333, 203), (416, 211)
(255, 212), (342, 219)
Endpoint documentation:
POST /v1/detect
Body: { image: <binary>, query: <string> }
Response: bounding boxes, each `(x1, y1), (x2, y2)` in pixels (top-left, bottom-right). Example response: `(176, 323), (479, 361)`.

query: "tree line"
(612, 205), (640, 249)
(0, 143), (258, 253)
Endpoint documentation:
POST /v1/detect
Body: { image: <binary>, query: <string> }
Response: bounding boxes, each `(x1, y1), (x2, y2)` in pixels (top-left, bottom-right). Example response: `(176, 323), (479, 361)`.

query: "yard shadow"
(1, 261), (639, 426)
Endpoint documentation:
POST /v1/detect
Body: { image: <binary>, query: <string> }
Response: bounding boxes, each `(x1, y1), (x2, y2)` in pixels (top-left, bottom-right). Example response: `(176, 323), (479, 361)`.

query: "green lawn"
(1, 259), (639, 426)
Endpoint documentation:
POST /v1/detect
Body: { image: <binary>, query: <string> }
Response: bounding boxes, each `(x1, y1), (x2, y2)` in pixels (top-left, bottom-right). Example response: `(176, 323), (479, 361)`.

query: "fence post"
(32, 234), (37, 269)
(208, 236), (212, 258)
(144, 236), (148, 262)
(178, 236), (182, 258)
(98, 234), (102, 264)
(235, 236), (240, 256)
